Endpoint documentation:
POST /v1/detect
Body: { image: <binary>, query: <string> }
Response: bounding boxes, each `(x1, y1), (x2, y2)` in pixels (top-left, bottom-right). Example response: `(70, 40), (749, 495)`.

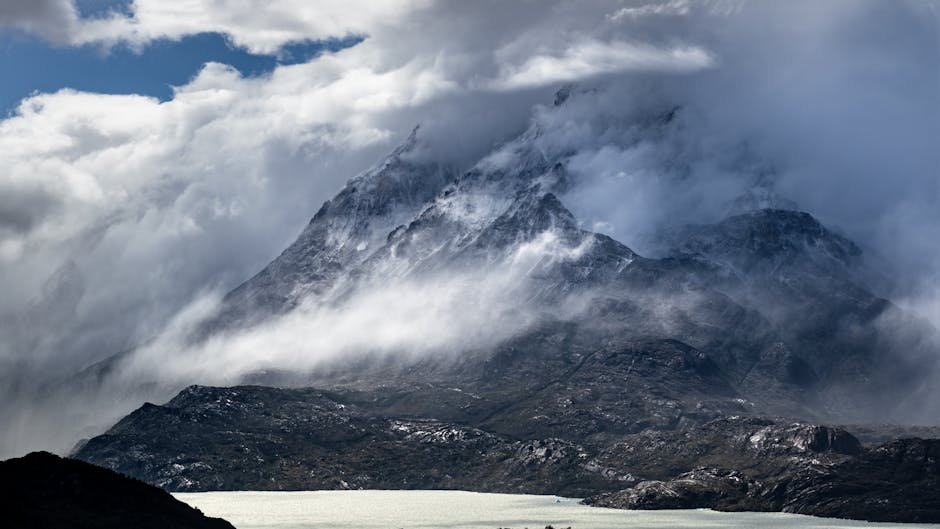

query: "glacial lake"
(175, 490), (940, 529)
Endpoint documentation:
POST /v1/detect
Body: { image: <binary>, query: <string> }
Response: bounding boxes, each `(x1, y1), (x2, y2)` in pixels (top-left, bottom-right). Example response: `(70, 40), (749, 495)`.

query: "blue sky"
(73, 0), (133, 18)
(0, 0), (360, 114)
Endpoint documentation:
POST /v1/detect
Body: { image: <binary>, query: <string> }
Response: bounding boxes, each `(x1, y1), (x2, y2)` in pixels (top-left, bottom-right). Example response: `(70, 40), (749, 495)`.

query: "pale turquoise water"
(175, 490), (940, 529)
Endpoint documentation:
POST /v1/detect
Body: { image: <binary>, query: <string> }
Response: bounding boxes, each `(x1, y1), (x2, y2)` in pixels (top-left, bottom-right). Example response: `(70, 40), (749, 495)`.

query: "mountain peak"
(207, 130), (455, 329)
(663, 208), (862, 279)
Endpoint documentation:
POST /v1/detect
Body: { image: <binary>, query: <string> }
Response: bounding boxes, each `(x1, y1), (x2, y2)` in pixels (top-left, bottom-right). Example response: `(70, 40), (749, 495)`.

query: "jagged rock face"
(663, 209), (863, 283)
(587, 416), (860, 483)
(779, 438), (940, 522)
(746, 422), (862, 456)
(596, 468), (753, 511)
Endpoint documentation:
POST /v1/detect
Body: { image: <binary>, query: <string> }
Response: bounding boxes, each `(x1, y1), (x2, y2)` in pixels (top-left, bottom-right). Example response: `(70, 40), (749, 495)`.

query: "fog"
(0, 0), (938, 458)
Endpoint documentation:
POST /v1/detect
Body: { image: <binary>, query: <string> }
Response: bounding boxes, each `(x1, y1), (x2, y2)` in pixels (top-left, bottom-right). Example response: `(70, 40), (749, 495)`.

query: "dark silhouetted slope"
(0, 451), (234, 529)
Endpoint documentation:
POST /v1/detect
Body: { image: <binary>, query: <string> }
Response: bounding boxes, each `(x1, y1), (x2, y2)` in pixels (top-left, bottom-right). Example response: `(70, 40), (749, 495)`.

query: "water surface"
(175, 490), (940, 529)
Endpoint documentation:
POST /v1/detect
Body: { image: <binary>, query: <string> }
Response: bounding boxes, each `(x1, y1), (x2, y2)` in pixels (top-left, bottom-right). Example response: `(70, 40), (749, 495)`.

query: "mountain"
(189, 107), (935, 420)
(206, 126), (455, 330)
(74, 95), (940, 521)
(659, 209), (936, 419)
(0, 451), (233, 529)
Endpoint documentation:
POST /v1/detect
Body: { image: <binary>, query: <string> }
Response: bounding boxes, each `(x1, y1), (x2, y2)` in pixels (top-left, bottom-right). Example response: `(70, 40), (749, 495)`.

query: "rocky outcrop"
(590, 468), (753, 510)
(0, 451), (234, 529)
(586, 438), (940, 523)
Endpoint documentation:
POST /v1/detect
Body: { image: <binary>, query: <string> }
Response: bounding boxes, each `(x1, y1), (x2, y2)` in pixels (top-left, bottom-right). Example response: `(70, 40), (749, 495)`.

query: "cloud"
(75, 1), (435, 54)
(0, 0), (432, 54)
(488, 39), (713, 91)
(0, 0), (80, 42)
(0, 0), (721, 381)
(606, 0), (694, 21)
(0, 57), (444, 373)
(120, 230), (593, 384)
(0, 227), (600, 457)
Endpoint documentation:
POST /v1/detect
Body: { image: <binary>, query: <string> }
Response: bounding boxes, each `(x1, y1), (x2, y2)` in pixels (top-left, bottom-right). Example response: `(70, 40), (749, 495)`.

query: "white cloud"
(0, 48), (467, 373)
(0, 2), (722, 381)
(489, 39), (713, 91)
(120, 230), (594, 385)
(0, 0), (432, 53)
(607, 0), (693, 21)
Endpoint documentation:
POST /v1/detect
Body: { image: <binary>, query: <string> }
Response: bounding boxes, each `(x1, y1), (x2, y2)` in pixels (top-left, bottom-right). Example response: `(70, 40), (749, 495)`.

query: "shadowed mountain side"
(659, 209), (940, 420)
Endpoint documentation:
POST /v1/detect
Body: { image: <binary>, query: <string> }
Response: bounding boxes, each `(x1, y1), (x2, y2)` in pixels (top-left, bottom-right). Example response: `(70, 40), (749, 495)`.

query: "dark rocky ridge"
(0, 451), (233, 529)
(74, 385), (612, 496)
(74, 384), (940, 523)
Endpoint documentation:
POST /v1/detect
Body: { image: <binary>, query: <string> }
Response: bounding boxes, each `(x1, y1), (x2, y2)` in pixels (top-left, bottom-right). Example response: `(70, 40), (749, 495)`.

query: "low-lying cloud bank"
(2, 230), (603, 457)
(0, 0), (938, 457)
(121, 231), (595, 386)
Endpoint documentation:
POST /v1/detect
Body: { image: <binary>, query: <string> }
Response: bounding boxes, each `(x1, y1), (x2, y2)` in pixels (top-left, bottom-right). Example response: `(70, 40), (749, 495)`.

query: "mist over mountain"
(1, 0), (938, 466)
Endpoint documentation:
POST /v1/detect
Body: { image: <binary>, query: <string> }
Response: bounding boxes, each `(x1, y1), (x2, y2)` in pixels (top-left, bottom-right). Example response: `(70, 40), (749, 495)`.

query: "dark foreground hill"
(0, 451), (233, 529)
